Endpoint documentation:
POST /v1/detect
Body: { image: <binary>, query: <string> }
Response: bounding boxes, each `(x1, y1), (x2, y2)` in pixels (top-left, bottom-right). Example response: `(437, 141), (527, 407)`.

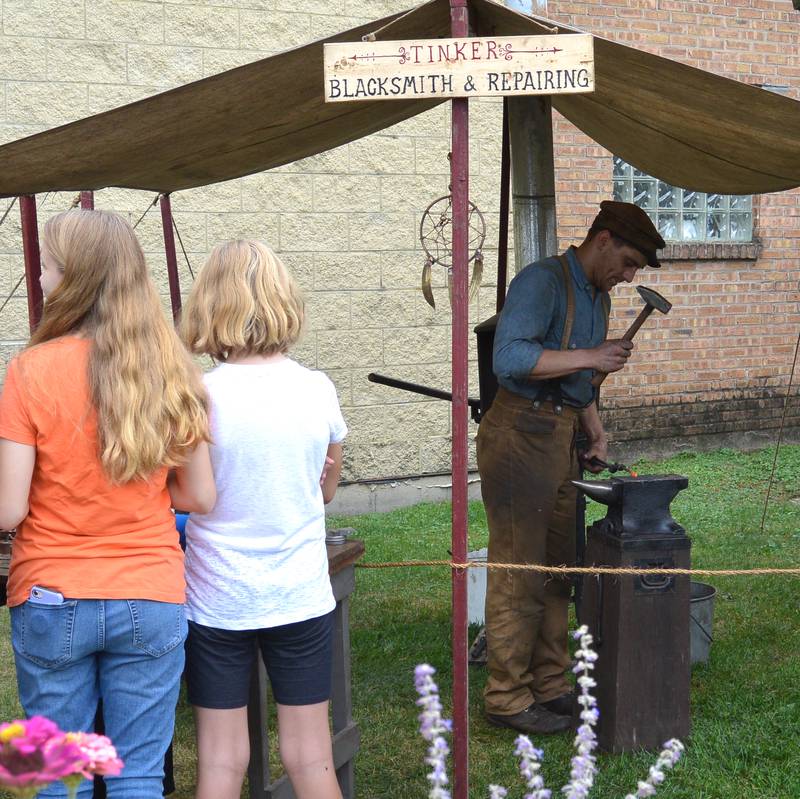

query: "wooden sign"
(323, 34), (594, 102)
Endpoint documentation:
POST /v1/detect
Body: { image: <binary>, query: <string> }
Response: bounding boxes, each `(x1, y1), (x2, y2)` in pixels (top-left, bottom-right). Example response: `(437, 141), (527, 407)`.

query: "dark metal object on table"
(572, 474), (691, 752)
(591, 285), (672, 389)
(247, 539), (364, 799)
(325, 527), (355, 546)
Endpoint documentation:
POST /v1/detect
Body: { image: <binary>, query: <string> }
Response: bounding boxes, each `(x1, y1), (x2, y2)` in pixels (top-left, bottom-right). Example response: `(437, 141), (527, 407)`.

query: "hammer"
(591, 285), (672, 388)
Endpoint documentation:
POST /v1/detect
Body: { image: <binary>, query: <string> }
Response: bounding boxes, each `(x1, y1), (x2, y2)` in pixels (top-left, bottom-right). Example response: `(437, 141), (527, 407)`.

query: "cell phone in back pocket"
(29, 585), (64, 605)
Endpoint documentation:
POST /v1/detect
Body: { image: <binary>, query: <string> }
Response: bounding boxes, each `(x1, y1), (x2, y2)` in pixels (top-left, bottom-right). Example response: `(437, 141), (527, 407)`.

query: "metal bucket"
(467, 548), (488, 625)
(690, 581), (716, 664)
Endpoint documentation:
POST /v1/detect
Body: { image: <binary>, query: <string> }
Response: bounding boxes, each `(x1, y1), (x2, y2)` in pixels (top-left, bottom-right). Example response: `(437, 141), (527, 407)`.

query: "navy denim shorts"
(185, 610), (334, 709)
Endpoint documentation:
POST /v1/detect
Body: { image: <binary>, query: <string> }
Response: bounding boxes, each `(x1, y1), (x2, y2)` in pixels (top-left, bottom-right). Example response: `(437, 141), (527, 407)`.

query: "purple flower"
(414, 629), (684, 799)
(414, 664), (452, 799)
(513, 735), (550, 799)
(624, 739), (684, 799)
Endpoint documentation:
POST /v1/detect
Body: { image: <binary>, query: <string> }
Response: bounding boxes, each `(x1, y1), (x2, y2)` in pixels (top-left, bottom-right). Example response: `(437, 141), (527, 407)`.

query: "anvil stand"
(572, 474), (691, 752)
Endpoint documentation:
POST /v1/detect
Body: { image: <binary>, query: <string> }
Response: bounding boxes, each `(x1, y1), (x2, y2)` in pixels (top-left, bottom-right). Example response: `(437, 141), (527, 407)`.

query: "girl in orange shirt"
(0, 209), (215, 799)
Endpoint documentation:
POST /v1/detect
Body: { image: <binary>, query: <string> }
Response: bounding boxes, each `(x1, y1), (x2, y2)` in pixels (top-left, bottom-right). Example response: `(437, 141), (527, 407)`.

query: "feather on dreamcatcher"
(419, 194), (486, 309)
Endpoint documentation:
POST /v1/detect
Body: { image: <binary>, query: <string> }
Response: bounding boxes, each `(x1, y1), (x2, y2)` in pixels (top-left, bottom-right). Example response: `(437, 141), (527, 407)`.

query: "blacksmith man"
(478, 200), (665, 734)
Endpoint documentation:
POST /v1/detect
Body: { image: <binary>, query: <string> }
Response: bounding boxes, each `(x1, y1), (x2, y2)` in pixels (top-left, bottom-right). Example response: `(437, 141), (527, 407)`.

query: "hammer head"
(636, 285), (672, 314)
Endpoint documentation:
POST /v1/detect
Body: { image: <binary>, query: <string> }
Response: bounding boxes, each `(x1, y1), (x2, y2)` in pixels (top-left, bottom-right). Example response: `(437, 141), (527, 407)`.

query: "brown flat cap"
(592, 200), (666, 267)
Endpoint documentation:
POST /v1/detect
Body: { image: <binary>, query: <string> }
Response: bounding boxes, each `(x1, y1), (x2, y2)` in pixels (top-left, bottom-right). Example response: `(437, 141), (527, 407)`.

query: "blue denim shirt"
(493, 246), (610, 408)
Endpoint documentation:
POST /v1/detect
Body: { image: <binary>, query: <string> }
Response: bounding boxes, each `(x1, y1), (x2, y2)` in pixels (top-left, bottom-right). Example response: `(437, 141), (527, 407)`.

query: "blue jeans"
(11, 598), (187, 799)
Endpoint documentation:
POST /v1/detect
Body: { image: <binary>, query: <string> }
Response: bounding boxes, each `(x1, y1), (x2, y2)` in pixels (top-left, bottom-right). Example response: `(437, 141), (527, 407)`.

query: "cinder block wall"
(0, 0), (505, 482)
(0, 0), (798, 481)
(548, 0), (800, 444)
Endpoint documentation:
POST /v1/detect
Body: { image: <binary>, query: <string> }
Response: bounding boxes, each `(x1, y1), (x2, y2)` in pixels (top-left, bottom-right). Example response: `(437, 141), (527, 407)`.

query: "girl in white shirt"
(180, 240), (346, 799)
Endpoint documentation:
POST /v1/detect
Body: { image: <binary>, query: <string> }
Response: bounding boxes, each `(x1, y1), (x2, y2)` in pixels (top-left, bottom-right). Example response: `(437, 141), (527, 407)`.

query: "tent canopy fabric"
(0, 0), (798, 199)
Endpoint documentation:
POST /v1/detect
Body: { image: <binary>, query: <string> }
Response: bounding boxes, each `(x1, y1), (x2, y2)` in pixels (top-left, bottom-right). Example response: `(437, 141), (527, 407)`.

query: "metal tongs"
(585, 456), (638, 477)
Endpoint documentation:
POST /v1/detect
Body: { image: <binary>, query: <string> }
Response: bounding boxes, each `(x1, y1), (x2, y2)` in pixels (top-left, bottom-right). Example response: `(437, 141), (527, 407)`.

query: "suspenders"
(556, 253), (576, 352)
(532, 251), (610, 413)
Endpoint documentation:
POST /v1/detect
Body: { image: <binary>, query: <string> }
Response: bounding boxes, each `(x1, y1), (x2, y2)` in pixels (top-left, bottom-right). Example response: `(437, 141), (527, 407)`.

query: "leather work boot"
(538, 691), (576, 717)
(485, 703), (571, 734)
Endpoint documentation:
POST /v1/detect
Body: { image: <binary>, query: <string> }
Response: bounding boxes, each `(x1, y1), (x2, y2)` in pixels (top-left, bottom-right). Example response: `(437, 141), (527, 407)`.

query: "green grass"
(2, 446), (800, 798)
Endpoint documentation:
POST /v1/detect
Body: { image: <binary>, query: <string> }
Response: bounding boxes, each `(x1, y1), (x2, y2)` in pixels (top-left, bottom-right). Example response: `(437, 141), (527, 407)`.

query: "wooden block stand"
(582, 531), (691, 752)
(247, 539), (364, 799)
(0, 535), (10, 606)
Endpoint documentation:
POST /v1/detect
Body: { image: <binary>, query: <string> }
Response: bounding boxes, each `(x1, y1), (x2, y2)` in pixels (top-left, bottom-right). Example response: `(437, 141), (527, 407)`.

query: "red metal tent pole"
(19, 195), (43, 332)
(449, 2), (470, 798)
(159, 194), (182, 321)
(496, 98), (511, 313)
(80, 191), (94, 210)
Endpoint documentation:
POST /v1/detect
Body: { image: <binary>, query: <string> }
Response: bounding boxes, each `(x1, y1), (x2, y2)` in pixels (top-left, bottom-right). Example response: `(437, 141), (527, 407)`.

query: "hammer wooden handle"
(621, 305), (655, 342)
(590, 305), (655, 388)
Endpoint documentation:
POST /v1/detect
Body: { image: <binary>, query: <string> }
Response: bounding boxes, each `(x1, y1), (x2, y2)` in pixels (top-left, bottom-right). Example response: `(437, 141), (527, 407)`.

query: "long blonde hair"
(29, 209), (209, 483)
(180, 240), (304, 360)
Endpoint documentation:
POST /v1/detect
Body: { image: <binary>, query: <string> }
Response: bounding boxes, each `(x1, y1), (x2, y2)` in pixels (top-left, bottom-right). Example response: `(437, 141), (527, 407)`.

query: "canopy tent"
(0, 0), (799, 198)
(2, 3), (799, 797)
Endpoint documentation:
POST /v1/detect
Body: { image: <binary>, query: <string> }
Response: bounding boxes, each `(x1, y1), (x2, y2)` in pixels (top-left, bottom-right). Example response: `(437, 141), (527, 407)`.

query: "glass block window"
(613, 157), (753, 243)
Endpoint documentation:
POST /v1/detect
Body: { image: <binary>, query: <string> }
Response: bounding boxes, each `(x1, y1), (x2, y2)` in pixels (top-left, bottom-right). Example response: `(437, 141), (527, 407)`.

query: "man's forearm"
(579, 401), (606, 445)
(528, 348), (592, 381)
(579, 401), (609, 471)
(527, 338), (634, 382)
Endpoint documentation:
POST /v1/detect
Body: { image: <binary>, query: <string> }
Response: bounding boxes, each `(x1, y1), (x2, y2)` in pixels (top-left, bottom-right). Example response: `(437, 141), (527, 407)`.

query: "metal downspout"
(503, 0), (558, 271)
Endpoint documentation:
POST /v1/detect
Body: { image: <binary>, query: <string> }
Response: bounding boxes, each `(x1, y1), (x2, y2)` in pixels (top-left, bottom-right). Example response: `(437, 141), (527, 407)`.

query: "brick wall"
(0, 1), (797, 480)
(548, 0), (800, 445)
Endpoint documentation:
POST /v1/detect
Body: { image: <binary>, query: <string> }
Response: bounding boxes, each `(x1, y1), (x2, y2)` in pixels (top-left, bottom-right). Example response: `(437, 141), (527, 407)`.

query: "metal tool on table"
(325, 527), (355, 546)
(591, 285), (673, 388)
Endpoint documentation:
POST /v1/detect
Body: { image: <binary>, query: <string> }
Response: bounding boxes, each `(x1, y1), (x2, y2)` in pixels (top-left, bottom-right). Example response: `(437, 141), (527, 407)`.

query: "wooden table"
(246, 538), (364, 799)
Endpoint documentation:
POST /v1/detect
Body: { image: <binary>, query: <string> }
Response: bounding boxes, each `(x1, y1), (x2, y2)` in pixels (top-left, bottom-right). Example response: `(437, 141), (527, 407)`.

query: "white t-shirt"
(184, 358), (347, 630)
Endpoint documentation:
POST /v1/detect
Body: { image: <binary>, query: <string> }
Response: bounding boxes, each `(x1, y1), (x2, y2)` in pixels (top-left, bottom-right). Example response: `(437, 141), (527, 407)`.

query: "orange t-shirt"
(0, 336), (185, 607)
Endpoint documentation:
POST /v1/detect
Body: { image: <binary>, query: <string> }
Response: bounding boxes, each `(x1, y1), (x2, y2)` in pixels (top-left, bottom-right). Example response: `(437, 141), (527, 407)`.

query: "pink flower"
(0, 717), (86, 798)
(66, 733), (124, 778)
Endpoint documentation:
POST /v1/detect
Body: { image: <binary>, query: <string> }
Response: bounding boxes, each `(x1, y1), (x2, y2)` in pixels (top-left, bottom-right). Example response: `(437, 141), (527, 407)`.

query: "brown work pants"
(476, 387), (579, 716)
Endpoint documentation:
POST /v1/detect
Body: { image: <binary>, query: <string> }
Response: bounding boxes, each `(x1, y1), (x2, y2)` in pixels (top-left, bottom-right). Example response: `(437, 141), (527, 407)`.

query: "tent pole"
(20, 195), (43, 332)
(80, 191), (94, 210)
(159, 194), (182, 321)
(496, 98), (511, 312)
(449, 2), (470, 798)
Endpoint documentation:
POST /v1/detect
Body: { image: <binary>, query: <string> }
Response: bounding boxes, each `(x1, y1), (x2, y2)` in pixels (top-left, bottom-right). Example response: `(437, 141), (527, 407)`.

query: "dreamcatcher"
(419, 194), (486, 309)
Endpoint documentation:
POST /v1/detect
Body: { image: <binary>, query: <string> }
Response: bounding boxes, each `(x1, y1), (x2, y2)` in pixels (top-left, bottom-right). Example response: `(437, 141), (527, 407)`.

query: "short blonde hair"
(180, 240), (304, 360)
